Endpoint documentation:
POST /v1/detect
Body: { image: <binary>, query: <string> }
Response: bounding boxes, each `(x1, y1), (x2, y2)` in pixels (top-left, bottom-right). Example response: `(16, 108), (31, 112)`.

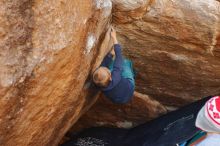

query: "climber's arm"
(103, 44), (123, 89)
(100, 27), (117, 67)
(100, 28), (124, 90)
(101, 53), (113, 67)
(109, 28), (123, 85)
(111, 28), (123, 76)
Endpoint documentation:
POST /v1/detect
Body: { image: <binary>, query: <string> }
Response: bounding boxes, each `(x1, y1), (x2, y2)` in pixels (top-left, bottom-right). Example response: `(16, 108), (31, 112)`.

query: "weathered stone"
(69, 91), (167, 133)
(1, 0), (220, 145)
(0, 0), (112, 145)
(112, 0), (220, 106)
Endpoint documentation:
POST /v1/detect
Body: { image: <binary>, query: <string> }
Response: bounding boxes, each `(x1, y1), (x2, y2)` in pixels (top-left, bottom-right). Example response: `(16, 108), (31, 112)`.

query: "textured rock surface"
(0, 0), (111, 146)
(68, 91), (167, 134)
(1, 0), (220, 145)
(68, 0), (220, 138)
(113, 0), (220, 106)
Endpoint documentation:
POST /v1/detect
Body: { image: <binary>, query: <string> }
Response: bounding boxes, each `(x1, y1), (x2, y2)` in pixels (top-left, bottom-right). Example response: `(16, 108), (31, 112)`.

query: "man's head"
(196, 96), (220, 133)
(92, 67), (112, 88)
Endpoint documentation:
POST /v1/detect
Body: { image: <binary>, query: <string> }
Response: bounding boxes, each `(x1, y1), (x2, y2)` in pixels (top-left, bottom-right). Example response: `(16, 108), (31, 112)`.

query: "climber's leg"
(122, 58), (135, 87)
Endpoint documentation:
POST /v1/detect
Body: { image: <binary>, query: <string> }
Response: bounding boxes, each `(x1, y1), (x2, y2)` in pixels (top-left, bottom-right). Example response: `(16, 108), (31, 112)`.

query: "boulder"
(0, 0), (112, 145)
(112, 0), (220, 106)
(69, 91), (167, 133)
(1, 0), (220, 145)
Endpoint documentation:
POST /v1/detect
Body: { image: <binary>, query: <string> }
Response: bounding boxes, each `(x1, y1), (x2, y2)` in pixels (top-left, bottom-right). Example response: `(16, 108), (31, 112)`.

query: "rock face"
(69, 0), (220, 136)
(113, 0), (220, 106)
(1, 0), (220, 146)
(0, 0), (112, 146)
(69, 92), (167, 134)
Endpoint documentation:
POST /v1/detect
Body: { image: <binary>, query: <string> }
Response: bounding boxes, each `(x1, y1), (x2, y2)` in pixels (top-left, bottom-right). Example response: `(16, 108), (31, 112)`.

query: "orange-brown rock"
(69, 91), (167, 133)
(1, 0), (220, 145)
(0, 0), (112, 146)
(112, 0), (220, 106)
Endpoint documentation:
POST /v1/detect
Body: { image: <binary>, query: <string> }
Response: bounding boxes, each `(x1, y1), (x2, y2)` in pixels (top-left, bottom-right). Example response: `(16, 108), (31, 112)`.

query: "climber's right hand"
(111, 27), (118, 44)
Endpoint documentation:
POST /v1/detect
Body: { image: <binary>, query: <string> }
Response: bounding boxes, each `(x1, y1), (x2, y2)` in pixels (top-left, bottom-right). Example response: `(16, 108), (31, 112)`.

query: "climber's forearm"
(111, 27), (118, 45)
(113, 38), (118, 45)
(113, 44), (123, 68)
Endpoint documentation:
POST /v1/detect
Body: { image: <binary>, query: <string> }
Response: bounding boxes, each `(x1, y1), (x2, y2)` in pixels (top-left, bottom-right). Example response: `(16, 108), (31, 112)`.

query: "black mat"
(62, 96), (212, 146)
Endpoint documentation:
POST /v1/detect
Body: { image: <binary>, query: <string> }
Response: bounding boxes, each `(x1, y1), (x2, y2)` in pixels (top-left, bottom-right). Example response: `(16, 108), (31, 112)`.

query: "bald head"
(92, 67), (111, 87)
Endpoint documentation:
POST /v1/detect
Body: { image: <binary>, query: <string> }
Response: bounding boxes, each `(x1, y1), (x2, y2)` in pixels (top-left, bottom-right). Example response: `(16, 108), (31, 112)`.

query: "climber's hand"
(110, 28), (116, 38)
(111, 27), (118, 44)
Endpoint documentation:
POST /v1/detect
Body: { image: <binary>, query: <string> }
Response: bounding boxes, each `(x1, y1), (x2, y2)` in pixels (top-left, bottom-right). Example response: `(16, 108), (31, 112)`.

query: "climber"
(92, 27), (135, 104)
(179, 95), (220, 146)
